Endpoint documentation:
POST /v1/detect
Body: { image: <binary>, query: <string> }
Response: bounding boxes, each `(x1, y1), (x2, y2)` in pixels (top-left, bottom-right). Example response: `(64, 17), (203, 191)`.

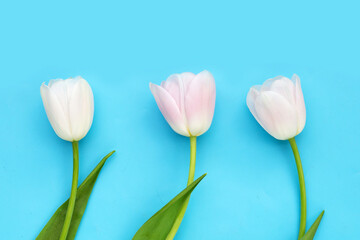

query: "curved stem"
(166, 136), (196, 240)
(59, 141), (79, 240)
(289, 137), (306, 240)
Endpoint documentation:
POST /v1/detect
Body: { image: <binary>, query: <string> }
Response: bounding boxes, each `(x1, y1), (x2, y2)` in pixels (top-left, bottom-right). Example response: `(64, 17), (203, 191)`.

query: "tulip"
(149, 70), (216, 137)
(40, 76), (94, 240)
(40, 76), (94, 142)
(246, 75), (324, 239)
(149, 70), (216, 239)
(246, 74), (306, 140)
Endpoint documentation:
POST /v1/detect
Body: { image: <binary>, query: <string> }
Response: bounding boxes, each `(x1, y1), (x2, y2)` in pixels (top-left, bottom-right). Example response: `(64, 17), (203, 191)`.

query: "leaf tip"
(105, 150), (116, 159)
(199, 173), (207, 180)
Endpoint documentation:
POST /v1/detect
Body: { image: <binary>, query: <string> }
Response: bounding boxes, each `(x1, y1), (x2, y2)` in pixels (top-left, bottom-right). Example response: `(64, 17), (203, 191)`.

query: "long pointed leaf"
(36, 150), (115, 240)
(132, 173), (207, 240)
(301, 210), (325, 240)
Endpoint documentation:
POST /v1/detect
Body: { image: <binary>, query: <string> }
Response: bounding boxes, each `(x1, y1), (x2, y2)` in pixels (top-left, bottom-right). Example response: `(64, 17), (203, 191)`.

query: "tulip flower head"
(40, 76), (94, 142)
(150, 70), (216, 137)
(246, 74), (306, 140)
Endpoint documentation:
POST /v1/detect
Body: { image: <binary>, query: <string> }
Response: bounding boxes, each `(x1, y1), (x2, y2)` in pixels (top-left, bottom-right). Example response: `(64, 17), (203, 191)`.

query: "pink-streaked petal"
(254, 91), (298, 140)
(161, 74), (182, 109)
(161, 72), (196, 112)
(184, 70), (216, 136)
(292, 74), (306, 134)
(149, 83), (190, 136)
(178, 72), (197, 94)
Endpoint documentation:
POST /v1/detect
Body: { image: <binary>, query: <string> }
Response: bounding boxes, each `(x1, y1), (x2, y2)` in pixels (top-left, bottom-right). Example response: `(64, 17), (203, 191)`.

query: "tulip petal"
(246, 86), (261, 122)
(254, 91), (298, 140)
(48, 79), (71, 114)
(68, 77), (94, 141)
(292, 74), (306, 134)
(184, 70), (216, 136)
(41, 77), (94, 142)
(161, 73), (195, 112)
(40, 83), (73, 141)
(262, 76), (296, 105)
(150, 83), (190, 136)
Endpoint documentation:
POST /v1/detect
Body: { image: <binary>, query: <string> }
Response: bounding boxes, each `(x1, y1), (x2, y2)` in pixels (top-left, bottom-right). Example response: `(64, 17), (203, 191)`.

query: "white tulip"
(246, 74), (306, 140)
(40, 76), (94, 142)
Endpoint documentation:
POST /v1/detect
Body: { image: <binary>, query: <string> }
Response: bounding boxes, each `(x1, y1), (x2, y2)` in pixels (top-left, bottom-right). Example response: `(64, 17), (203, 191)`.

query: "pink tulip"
(150, 70), (216, 137)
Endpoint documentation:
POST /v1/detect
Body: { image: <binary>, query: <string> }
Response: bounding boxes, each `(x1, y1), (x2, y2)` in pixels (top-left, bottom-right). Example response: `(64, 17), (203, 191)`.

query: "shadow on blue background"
(0, 0), (359, 239)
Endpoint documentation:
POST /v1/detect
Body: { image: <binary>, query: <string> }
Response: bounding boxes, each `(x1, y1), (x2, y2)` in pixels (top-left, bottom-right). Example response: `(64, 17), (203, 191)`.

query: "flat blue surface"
(0, 0), (359, 239)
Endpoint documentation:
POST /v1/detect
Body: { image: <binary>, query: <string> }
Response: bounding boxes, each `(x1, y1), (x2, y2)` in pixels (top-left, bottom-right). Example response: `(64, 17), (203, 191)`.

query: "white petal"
(40, 83), (73, 141)
(254, 91), (298, 140)
(68, 78), (94, 141)
(262, 76), (296, 105)
(47, 79), (70, 114)
(246, 86), (261, 122)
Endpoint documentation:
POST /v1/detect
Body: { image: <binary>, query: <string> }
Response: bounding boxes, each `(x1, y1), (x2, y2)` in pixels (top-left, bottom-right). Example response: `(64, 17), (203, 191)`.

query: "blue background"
(0, 0), (359, 239)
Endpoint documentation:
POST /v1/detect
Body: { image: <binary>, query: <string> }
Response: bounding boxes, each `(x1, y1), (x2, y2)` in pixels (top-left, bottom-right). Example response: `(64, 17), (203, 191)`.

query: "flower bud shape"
(246, 74), (306, 140)
(150, 70), (216, 137)
(40, 76), (94, 142)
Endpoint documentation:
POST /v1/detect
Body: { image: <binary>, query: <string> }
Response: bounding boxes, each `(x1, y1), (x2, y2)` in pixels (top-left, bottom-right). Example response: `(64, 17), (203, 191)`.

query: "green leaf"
(132, 173), (207, 240)
(36, 150), (115, 240)
(301, 210), (325, 240)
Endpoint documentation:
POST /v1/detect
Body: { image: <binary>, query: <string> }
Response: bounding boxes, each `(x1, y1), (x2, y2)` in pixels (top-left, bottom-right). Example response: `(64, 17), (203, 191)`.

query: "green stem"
(289, 137), (307, 240)
(187, 136), (196, 185)
(166, 136), (196, 240)
(59, 141), (79, 240)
